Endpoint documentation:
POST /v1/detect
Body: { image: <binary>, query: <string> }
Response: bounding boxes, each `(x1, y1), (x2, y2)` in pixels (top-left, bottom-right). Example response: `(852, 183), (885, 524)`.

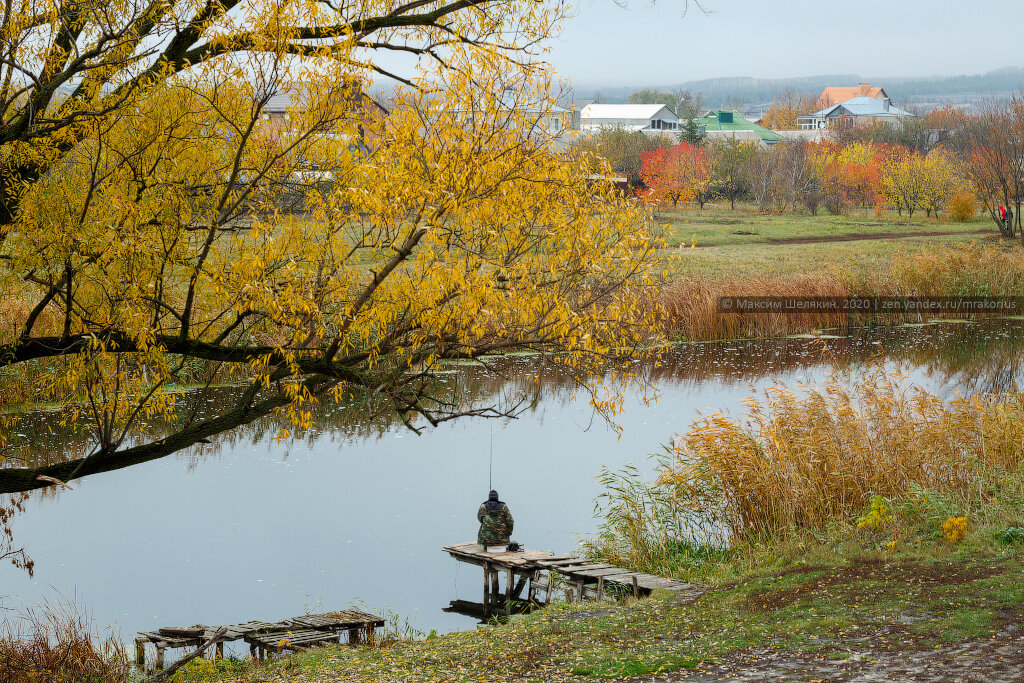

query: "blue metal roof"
(810, 96), (914, 118)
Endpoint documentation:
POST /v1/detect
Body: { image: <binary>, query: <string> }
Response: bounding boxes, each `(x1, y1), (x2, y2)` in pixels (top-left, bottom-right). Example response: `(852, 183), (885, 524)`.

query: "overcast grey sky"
(548, 0), (1024, 87)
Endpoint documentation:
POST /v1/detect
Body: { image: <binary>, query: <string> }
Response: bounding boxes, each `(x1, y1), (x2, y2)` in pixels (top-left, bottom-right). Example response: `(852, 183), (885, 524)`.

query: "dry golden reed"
(658, 273), (857, 341)
(0, 599), (130, 683)
(658, 244), (1024, 341)
(588, 364), (1024, 573)
(663, 365), (1024, 542)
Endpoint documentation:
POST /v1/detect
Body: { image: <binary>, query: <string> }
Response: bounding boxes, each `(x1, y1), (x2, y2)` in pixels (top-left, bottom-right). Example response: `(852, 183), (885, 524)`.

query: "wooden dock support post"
(631, 575), (639, 598)
(597, 576), (605, 602)
(135, 638), (146, 671)
(490, 567), (500, 606)
(482, 561), (491, 607)
(215, 641), (224, 661)
(155, 646), (165, 671)
(511, 574), (528, 601)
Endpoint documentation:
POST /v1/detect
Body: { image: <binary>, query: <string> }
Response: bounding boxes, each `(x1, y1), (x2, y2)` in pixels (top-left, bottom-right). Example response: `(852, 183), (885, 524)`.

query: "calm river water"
(3, 319), (1024, 644)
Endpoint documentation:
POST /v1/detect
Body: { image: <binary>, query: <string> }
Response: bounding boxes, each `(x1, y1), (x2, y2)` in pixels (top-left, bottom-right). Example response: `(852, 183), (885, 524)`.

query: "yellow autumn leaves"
(1, 43), (662, 452)
(880, 149), (964, 219)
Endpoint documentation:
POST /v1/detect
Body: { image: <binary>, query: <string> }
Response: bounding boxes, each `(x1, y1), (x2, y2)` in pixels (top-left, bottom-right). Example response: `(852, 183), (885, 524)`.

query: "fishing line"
(488, 420), (494, 491)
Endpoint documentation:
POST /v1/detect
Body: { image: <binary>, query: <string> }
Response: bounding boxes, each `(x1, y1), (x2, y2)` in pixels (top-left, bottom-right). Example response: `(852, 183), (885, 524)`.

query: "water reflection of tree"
(9, 320), (1024, 480)
(8, 359), (551, 471)
(646, 320), (1024, 396)
(893, 322), (1024, 395)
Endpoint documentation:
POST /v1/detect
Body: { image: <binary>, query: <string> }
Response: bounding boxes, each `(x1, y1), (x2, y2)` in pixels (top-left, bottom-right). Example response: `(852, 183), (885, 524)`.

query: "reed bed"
(587, 365), (1024, 575)
(658, 273), (858, 341)
(658, 244), (1024, 341)
(888, 242), (1024, 297)
(0, 599), (130, 683)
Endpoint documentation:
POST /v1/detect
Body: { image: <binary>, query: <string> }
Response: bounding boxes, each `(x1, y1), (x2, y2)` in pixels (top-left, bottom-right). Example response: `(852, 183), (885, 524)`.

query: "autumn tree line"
(574, 95), (1024, 234)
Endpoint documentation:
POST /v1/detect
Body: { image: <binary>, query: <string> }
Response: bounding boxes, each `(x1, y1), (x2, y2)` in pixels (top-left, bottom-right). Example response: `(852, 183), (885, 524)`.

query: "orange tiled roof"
(815, 84), (888, 111)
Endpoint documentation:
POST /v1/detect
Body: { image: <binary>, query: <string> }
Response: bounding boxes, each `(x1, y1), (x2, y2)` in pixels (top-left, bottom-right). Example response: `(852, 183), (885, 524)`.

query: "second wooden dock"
(135, 609), (385, 672)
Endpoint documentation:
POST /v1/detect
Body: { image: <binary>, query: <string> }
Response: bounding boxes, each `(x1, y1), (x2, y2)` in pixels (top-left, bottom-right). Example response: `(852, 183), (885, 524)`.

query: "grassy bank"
(654, 206), (1024, 341)
(656, 204), (992, 280)
(164, 550), (1024, 682)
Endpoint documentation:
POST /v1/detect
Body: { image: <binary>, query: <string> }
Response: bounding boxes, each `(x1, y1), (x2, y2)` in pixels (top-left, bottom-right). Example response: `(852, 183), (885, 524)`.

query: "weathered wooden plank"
(558, 563), (617, 572)
(137, 632), (199, 648)
(246, 628), (343, 649)
(158, 626), (207, 638)
(580, 572), (641, 584)
(636, 577), (685, 588)
(289, 612), (385, 629)
(443, 543), (562, 567)
(534, 558), (585, 567)
(630, 576), (695, 590)
(559, 566), (623, 577)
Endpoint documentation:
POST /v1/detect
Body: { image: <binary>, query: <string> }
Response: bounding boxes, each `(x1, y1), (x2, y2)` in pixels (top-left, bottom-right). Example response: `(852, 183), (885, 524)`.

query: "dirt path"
(689, 228), (995, 248)
(636, 623), (1023, 682)
(760, 228), (993, 246)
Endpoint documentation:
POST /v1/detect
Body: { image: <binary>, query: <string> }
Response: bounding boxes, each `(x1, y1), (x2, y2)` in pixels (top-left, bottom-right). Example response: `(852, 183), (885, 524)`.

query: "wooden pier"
(135, 609), (384, 672)
(443, 543), (705, 617)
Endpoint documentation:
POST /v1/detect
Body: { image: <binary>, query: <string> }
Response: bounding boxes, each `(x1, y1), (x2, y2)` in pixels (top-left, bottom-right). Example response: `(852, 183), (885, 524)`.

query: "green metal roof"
(693, 110), (785, 143)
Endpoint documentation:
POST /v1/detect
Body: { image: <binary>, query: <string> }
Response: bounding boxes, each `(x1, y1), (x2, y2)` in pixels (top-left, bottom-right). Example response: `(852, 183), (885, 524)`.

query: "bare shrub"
(0, 598), (130, 683)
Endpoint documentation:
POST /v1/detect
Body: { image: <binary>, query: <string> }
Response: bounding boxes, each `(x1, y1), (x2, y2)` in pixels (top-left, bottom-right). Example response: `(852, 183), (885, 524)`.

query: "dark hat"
(488, 490), (499, 501)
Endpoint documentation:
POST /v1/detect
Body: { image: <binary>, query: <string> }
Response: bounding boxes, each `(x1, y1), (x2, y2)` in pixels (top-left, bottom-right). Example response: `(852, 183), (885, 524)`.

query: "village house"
(693, 110), (786, 146)
(452, 92), (575, 147)
(505, 99), (573, 137)
(814, 82), (889, 111)
(261, 83), (389, 148)
(797, 96), (915, 130)
(579, 103), (680, 135)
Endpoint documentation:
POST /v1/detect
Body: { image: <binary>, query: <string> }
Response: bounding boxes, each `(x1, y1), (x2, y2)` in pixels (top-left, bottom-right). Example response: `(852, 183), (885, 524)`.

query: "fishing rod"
(488, 420), (494, 491)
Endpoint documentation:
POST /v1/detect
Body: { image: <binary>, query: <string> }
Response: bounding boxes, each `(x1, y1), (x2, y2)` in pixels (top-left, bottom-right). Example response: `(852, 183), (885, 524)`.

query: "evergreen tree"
(679, 119), (705, 146)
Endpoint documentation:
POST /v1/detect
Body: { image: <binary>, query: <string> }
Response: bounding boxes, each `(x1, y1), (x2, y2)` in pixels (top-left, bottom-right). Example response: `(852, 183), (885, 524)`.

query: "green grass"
(658, 204), (990, 247)
(175, 544), (1024, 683)
(655, 204), (996, 280)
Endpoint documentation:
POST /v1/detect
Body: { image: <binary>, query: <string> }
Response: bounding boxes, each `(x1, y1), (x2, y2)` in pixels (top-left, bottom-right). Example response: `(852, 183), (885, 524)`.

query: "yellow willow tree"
(919, 149), (966, 219)
(0, 3), (664, 493)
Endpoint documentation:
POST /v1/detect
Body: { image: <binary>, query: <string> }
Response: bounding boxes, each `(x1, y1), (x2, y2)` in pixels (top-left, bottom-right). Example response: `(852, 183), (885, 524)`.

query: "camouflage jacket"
(477, 501), (514, 546)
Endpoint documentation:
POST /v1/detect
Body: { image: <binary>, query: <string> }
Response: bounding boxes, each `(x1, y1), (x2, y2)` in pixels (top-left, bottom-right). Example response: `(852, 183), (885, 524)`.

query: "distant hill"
(578, 67), (1024, 114)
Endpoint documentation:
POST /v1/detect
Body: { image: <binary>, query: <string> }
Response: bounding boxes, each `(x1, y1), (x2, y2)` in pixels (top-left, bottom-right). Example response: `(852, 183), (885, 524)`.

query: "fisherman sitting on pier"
(478, 490), (514, 552)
